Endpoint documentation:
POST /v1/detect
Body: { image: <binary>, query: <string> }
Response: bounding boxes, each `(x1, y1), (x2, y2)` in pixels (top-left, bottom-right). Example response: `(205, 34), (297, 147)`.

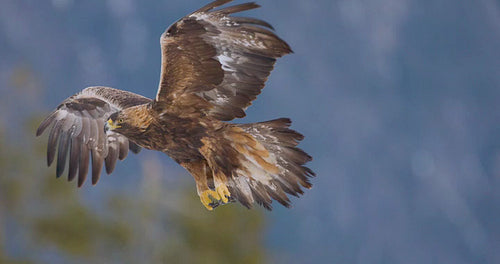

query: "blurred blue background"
(1, 0), (500, 263)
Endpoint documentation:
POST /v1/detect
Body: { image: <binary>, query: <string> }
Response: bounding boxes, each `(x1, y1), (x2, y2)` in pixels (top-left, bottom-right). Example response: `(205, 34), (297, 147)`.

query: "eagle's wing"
(154, 0), (291, 120)
(36, 86), (151, 187)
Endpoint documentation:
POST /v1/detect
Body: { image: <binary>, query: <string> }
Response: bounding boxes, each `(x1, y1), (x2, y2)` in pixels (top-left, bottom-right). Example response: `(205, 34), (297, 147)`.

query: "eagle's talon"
(209, 201), (221, 209)
(199, 186), (231, 210)
(200, 189), (221, 211)
(216, 184), (231, 204)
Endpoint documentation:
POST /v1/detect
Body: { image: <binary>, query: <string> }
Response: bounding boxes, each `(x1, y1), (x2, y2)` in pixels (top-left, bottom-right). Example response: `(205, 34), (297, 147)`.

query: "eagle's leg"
(199, 137), (233, 206)
(213, 171), (231, 204)
(180, 160), (220, 210)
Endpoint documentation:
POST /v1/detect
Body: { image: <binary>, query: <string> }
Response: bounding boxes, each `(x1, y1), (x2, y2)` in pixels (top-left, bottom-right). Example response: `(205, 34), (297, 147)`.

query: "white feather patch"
(217, 53), (236, 72)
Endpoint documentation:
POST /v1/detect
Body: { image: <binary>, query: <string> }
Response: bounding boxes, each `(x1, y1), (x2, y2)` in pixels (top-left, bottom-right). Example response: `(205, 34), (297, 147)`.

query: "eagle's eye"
(118, 118), (124, 123)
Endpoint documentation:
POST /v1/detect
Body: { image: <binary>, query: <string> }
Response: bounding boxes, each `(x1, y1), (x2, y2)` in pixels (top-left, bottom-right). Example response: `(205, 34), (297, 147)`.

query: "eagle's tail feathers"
(227, 118), (314, 210)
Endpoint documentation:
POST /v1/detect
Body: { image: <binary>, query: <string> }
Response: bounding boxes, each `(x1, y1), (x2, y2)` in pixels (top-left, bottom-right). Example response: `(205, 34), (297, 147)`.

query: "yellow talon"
(216, 184), (231, 204)
(200, 190), (220, 211)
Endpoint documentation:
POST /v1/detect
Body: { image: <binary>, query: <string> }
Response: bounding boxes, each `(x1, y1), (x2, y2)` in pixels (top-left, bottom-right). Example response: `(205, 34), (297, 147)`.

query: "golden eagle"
(37, 0), (314, 210)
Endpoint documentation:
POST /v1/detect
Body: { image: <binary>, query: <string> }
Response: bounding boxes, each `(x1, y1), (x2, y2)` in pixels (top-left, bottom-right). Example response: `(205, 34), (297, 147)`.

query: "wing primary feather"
(80, 117), (91, 144)
(68, 135), (80, 181)
(47, 121), (62, 166)
(104, 146), (118, 174)
(231, 17), (274, 29)
(194, 0), (233, 13)
(212, 2), (260, 15)
(36, 112), (57, 136)
(238, 25), (293, 55)
(78, 146), (89, 187)
(88, 118), (99, 148)
(56, 130), (70, 178)
(118, 139), (130, 160)
(91, 150), (104, 185)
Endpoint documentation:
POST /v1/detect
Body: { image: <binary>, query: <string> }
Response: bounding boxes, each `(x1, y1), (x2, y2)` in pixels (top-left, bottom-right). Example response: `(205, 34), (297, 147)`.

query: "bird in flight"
(37, 0), (314, 210)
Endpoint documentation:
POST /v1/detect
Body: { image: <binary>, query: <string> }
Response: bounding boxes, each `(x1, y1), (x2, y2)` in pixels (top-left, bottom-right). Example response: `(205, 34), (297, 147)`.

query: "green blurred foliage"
(162, 192), (266, 264)
(0, 69), (268, 263)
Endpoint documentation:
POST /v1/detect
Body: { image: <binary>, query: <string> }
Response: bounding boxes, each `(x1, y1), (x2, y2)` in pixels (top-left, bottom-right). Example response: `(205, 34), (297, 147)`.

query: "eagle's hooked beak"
(106, 119), (121, 131)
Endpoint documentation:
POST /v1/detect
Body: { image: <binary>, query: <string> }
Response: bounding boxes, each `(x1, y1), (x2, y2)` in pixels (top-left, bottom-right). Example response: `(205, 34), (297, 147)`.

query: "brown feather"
(154, 0), (292, 121)
(212, 2), (260, 15)
(194, 0), (233, 13)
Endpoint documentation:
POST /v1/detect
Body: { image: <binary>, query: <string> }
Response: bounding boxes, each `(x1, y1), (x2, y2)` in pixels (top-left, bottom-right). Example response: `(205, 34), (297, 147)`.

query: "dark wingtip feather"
(47, 147), (56, 167)
(78, 147), (89, 187)
(47, 122), (62, 166)
(104, 148), (118, 174)
(129, 142), (142, 154)
(91, 151), (104, 185)
(305, 167), (315, 177)
(36, 112), (56, 136)
(274, 117), (292, 127)
(36, 122), (48, 137)
(77, 175), (85, 188)
(56, 132), (70, 178)
(118, 140), (129, 160)
(213, 2), (260, 15)
(196, 0), (233, 13)
(36, 126), (44, 137)
(233, 17), (274, 30)
(68, 138), (80, 182)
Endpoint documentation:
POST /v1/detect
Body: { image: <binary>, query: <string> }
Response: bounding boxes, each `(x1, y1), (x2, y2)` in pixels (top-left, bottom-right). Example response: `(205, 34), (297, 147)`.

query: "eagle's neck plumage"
(122, 104), (154, 132)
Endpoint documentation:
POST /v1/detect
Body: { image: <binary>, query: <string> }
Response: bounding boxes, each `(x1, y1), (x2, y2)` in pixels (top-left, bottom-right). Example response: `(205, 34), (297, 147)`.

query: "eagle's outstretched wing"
(154, 0), (291, 120)
(36, 86), (151, 187)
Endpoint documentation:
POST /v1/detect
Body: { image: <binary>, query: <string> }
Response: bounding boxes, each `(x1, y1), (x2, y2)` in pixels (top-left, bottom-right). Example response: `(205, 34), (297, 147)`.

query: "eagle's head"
(106, 105), (152, 136)
(106, 111), (129, 133)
